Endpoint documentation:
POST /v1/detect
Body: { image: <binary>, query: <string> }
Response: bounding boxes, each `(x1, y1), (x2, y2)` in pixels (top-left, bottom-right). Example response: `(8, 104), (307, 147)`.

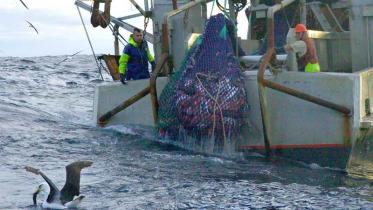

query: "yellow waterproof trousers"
(305, 63), (320, 73)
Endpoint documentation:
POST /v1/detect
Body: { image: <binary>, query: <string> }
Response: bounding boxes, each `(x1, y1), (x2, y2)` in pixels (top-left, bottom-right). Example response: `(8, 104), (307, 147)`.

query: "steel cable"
(77, 6), (104, 80)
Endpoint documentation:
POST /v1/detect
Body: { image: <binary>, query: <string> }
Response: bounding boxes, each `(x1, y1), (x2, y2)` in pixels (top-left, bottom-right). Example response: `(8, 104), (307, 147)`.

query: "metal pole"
(263, 79), (351, 115)
(172, 0), (178, 10)
(260, 0), (298, 157)
(300, 0), (307, 25)
(129, 0), (146, 16)
(150, 53), (169, 124)
(246, 8), (252, 40)
(118, 13), (142, 21)
(144, 0), (149, 11)
(257, 50), (275, 158)
(114, 24), (119, 56)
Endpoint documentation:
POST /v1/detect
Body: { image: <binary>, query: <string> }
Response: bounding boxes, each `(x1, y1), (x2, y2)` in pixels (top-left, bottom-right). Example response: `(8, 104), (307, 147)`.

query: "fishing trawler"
(75, 0), (373, 178)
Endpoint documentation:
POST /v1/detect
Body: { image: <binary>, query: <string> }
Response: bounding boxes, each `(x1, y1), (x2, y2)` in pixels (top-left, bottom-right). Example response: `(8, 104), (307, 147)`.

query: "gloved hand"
(119, 73), (126, 84)
(151, 61), (156, 72)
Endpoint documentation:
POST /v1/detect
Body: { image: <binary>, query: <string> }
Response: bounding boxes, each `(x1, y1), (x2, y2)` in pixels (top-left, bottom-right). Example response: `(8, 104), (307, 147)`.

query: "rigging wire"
(97, 56), (110, 75)
(216, 0), (247, 16)
(108, 23), (128, 45)
(76, 6), (104, 81)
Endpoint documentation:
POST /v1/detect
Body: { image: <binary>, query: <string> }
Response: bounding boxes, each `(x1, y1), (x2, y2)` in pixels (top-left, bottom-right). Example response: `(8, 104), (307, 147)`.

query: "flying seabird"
(25, 160), (93, 209)
(54, 50), (83, 66)
(26, 20), (38, 34)
(19, 0), (29, 9)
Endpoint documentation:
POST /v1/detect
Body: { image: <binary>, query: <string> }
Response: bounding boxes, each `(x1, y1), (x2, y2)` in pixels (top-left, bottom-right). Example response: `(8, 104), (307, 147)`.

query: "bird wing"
(26, 20), (38, 34)
(54, 58), (69, 66)
(19, 0), (29, 9)
(25, 166), (61, 203)
(71, 50), (83, 57)
(64, 195), (85, 209)
(54, 50), (82, 66)
(60, 161), (92, 204)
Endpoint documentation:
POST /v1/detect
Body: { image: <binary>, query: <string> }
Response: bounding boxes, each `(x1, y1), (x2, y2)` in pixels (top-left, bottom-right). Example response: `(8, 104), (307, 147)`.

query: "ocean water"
(0, 55), (372, 210)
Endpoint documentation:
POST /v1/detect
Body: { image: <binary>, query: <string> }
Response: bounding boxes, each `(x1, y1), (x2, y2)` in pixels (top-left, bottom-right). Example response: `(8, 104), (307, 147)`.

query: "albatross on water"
(25, 160), (92, 209)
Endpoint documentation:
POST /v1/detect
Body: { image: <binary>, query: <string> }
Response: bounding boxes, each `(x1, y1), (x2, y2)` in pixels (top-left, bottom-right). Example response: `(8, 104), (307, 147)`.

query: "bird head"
(33, 183), (50, 205)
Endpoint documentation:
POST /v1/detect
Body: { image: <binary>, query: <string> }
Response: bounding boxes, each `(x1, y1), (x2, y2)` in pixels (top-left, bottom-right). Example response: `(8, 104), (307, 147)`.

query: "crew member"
(118, 28), (155, 83)
(284, 24), (320, 72)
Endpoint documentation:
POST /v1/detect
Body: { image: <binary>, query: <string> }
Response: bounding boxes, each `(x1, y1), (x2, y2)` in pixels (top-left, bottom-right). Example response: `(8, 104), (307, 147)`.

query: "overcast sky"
(0, 0), (248, 57)
(0, 0), (142, 57)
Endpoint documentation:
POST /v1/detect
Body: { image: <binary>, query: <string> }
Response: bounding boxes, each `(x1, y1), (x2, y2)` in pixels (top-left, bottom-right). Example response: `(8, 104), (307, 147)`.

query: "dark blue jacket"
(119, 36), (155, 80)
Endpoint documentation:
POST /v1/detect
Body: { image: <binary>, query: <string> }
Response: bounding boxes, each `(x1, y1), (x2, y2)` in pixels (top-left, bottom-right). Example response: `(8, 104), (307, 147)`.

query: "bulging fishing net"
(158, 14), (249, 149)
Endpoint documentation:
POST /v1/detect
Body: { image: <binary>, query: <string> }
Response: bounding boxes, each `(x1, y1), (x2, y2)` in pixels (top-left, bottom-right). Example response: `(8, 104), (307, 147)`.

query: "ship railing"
(98, 53), (169, 126)
(258, 0), (352, 157)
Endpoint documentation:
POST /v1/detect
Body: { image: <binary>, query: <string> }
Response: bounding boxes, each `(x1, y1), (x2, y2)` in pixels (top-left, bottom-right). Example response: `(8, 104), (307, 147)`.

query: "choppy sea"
(0, 55), (372, 210)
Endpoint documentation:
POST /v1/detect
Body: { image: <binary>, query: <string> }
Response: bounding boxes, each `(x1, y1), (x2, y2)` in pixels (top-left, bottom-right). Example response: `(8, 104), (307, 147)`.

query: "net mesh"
(158, 14), (249, 147)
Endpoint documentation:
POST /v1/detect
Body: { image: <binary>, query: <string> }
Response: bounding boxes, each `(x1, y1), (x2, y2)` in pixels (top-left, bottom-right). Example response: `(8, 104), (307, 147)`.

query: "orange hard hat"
(295, 24), (307, 33)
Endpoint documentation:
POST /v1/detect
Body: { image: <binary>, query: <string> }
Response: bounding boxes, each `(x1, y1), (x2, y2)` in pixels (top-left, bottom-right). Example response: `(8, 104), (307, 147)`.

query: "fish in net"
(158, 14), (249, 148)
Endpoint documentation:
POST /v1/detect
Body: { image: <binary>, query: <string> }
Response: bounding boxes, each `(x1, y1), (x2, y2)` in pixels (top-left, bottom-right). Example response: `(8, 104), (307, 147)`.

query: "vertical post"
(350, 0), (372, 71)
(366, 17), (372, 67)
(228, 0), (238, 56)
(251, 0), (259, 7)
(257, 19), (275, 158)
(300, 0), (307, 25)
(258, 84), (272, 158)
(172, 0), (178, 10)
(114, 24), (119, 56)
(201, 2), (207, 22)
(144, 0), (149, 11)
(246, 7), (252, 40)
(150, 53), (169, 125)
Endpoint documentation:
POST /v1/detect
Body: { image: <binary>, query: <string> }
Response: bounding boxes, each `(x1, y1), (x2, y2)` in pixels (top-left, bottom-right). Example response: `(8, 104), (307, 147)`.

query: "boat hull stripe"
(240, 144), (347, 150)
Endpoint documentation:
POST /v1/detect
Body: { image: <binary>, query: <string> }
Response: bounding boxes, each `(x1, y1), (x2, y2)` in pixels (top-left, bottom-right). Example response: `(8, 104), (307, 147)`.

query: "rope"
(282, 9), (291, 28)
(216, 0), (231, 18)
(97, 56), (110, 75)
(77, 6), (104, 80)
(196, 73), (227, 146)
(183, 9), (190, 27)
